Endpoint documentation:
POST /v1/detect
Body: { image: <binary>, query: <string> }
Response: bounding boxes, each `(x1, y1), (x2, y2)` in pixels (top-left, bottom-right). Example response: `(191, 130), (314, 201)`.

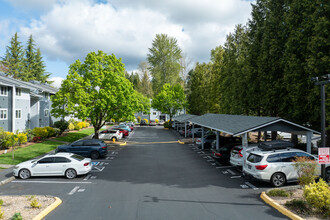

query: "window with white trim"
(15, 88), (22, 96)
(44, 109), (49, 116)
(153, 112), (157, 115)
(0, 109), (7, 119)
(0, 86), (8, 96)
(44, 93), (49, 99)
(16, 109), (22, 119)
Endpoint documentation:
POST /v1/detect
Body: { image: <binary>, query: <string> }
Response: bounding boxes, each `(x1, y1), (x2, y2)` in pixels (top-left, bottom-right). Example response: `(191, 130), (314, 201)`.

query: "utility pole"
(312, 74), (330, 180)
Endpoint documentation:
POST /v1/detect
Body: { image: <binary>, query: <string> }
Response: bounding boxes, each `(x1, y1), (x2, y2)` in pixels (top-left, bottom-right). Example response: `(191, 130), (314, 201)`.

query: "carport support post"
(192, 124), (195, 142)
(202, 127), (204, 150)
(216, 131), (220, 150)
(242, 133), (248, 167)
(306, 132), (312, 154)
(185, 121), (187, 138)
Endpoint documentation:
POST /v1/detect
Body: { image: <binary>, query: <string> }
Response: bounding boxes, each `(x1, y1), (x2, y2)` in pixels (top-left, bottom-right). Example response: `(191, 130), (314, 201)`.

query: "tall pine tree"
(4, 32), (25, 79)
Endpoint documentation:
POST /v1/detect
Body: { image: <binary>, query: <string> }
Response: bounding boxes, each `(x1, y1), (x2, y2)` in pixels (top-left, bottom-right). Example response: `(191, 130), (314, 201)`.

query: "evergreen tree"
(138, 62), (153, 98)
(147, 34), (182, 95)
(4, 33), (25, 79)
(33, 48), (48, 83)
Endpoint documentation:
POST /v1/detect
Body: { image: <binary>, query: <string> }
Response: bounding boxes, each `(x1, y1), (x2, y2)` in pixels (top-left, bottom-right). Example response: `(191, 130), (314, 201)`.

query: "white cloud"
(17, 0), (252, 72)
(49, 76), (64, 88)
(5, 0), (58, 12)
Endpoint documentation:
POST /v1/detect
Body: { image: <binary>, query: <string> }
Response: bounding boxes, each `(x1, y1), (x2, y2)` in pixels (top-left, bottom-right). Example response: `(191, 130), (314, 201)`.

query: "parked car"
(211, 136), (242, 149)
(195, 131), (215, 145)
(212, 143), (242, 163)
(149, 120), (157, 126)
(126, 121), (135, 127)
(158, 120), (165, 125)
(140, 120), (148, 126)
(197, 134), (217, 149)
(230, 144), (259, 167)
(55, 139), (108, 159)
(118, 125), (131, 132)
(13, 152), (92, 179)
(111, 127), (129, 137)
(92, 129), (122, 141)
(243, 140), (320, 187)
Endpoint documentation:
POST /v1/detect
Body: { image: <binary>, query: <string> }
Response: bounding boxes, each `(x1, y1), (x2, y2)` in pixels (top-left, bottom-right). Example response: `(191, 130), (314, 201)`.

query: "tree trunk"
(257, 131), (261, 143)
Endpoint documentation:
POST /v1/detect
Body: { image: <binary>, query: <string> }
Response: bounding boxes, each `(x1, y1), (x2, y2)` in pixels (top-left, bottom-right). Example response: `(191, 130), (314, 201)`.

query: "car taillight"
(84, 162), (89, 166)
(255, 165), (268, 170)
(102, 146), (107, 149)
(238, 149), (243, 157)
(214, 152), (221, 156)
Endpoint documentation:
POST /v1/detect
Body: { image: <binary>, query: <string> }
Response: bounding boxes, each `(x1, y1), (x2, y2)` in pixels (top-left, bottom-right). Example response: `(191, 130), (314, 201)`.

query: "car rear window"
(247, 153), (263, 163)
(70, 154), (85, 161)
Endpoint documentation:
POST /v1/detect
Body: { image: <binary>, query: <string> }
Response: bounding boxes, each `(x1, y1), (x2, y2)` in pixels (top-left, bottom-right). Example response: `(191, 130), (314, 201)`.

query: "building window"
(16, 109), (22, 119)
(16, 88), (22, 96)
(44, 109), (49, 116)
(44, 93), (49, 99)
(153, 112), (157, 115)
(0, 86), (8, 96)
(0, 109), (7, 120)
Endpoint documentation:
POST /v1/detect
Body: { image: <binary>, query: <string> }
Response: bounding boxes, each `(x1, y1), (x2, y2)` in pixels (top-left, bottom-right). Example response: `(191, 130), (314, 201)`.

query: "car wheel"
(325, 167), (330, 182)
(91, 151), (100, 159)
(19, 169), (31, 179)
(65, 168), (77, 179)
(271, 172), (286, 187)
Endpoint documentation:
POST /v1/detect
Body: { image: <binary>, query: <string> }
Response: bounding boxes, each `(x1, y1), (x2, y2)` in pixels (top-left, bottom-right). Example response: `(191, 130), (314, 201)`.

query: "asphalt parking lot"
(0, 126), (288, 220)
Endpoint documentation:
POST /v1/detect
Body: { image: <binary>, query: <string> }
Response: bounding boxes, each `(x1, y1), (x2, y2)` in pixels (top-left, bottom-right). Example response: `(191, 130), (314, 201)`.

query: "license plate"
(247, 164), (251, 169)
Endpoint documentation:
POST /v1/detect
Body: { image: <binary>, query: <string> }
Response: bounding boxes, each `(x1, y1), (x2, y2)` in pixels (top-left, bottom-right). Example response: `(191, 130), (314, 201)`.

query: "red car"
(111, 128), (129, 137)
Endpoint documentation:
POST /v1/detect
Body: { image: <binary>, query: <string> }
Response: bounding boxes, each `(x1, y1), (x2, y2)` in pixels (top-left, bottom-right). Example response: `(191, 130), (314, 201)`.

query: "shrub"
(0, 199), (3, 206)
(164, 121), (171, 128)
(53, 128), (61, 137)
(85, 122), (90, 127)
(143, 119), (148, 124)
(11, 212), (22, 220)
(292, 156), (318, 186)
(74, 123), (82, 130)
(0, 129), (18, 149)
(45, 126), (55, 137)
(267, 189), (290, 197)
(23, 129), (34, 142)
(32, 136), (42, 142)
(303, 179), (330, 212)
(77, 122), (85, 129)
(68, 123), (75, 131)
(32, 127), (48, 139)
(155, 119), (159, 123)
(137, 116), (141, 123)
(0, 206), (3, 219)
(17, 133), (27, 145)
(30, 198), (41, 208)
(285, 199), (310, 214)
(54, 120), (69, 133)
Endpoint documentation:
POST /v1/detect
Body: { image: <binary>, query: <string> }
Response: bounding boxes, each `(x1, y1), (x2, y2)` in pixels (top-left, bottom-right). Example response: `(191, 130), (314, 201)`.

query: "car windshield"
(70, 154), (85, 161)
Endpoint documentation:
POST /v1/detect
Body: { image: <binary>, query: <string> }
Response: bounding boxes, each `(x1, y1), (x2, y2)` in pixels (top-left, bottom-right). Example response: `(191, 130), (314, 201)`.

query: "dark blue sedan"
(55, 139), (108, 159)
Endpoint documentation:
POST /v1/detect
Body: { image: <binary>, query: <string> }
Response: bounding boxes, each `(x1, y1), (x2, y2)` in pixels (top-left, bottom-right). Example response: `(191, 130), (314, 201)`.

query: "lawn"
(0, 141), (61, 165)
(54, 128), (96, 142)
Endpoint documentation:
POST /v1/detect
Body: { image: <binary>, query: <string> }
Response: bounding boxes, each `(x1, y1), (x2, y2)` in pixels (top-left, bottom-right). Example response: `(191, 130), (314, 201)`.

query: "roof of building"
(188, 113), (319, 136)
(0, 72), (58, 94)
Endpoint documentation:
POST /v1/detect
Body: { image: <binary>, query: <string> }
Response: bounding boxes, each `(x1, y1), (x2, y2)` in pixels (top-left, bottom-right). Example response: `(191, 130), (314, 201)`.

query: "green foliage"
(303, 179), (330, 212)
(152, 84), (186, 121)
(292, 156), (318, 186)
(285, 199), (310, 215)
(0, 206), (3, 219)
(11, 212), (22, 220)
(0, 199), (3, 206)
(53, 128), (61, 137)
(267, 189), (290, 197)
(32, 127), (48, 139)
(53, 120), (69, 133)
(4, 33), (25, 80)
(138, 62), (153, 98)
(147, 34), (183, 95)
(137, 116), (141, 123)
(51, 51), (141, 138)
(164, 121), (171, 128)
(0, 129), (18, 149)
(45, 126), (55, 137)
(74, 123), (82, 131)
(23, 129), (34, 142)
(30, 198), (42, 208)
(68, 123), (75, 131)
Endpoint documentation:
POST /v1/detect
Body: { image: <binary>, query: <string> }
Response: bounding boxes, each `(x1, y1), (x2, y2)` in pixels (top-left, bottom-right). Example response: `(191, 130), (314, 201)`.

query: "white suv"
(243, 141), (319, 187)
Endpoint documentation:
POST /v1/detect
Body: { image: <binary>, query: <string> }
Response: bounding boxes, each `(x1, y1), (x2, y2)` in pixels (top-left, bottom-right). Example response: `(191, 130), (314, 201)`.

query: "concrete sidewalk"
(0, 165), (15, 186)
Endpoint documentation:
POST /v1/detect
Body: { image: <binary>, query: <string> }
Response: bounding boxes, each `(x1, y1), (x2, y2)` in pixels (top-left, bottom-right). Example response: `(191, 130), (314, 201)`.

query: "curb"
(178, 140), (185, 144)
(0, 176), (15, 186)
(32, 197), (62, 220)
(119, 142), (127, 146)
(260, 192), (304, 220)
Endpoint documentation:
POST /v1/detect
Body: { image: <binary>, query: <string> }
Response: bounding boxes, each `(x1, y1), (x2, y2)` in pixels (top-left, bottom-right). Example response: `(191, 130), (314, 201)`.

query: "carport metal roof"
(173, 114), (197, 123)
(188, 113), (319, 136)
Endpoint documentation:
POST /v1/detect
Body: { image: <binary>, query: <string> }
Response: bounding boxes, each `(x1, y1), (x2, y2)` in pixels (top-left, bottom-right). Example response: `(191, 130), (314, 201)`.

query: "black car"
(55, 139), (108, 159)
(212, 143), (242, 164)
(140, 120), (148, 126)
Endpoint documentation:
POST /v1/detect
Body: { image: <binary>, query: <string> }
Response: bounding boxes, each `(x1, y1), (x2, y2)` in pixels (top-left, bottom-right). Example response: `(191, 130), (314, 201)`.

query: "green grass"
(267, 189), (291, 197)
(54, 128), (96, 142)
(0, 141), (60, 165)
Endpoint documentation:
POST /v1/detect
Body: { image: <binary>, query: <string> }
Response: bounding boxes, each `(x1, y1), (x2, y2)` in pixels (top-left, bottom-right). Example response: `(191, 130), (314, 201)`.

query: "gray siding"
(0, 86), (10, 131)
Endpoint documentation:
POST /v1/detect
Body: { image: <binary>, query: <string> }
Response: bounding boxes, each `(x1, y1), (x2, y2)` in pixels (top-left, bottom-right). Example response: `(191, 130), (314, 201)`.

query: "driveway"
(0, 126), (287, 220)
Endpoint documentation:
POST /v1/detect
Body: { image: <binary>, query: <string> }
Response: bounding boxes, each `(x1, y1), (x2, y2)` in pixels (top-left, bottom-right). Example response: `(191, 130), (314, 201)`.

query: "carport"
(188, 113), (320, 164)
(172, 114), (197, 137)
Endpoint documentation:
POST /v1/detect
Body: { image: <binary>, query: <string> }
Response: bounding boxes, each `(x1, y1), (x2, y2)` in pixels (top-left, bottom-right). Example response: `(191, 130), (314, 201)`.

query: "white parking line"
(12, 181), (92, 184)
(215, 166), (235, 169)
(227, 169), (236, 175)
(68, 186), (80, 195)
(78, 189), (85, 192)
(207, 159), (215, 162)
(100, 162), (104, 166)
(245, 182), (259, 190)
(94, 167), (105, 171)
(83, 174), (91, 181)
(230, 176), (242, 179)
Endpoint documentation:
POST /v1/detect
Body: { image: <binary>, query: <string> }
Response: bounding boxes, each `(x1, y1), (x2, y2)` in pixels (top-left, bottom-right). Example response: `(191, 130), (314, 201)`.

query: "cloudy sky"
(0, 0), (254, 87)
